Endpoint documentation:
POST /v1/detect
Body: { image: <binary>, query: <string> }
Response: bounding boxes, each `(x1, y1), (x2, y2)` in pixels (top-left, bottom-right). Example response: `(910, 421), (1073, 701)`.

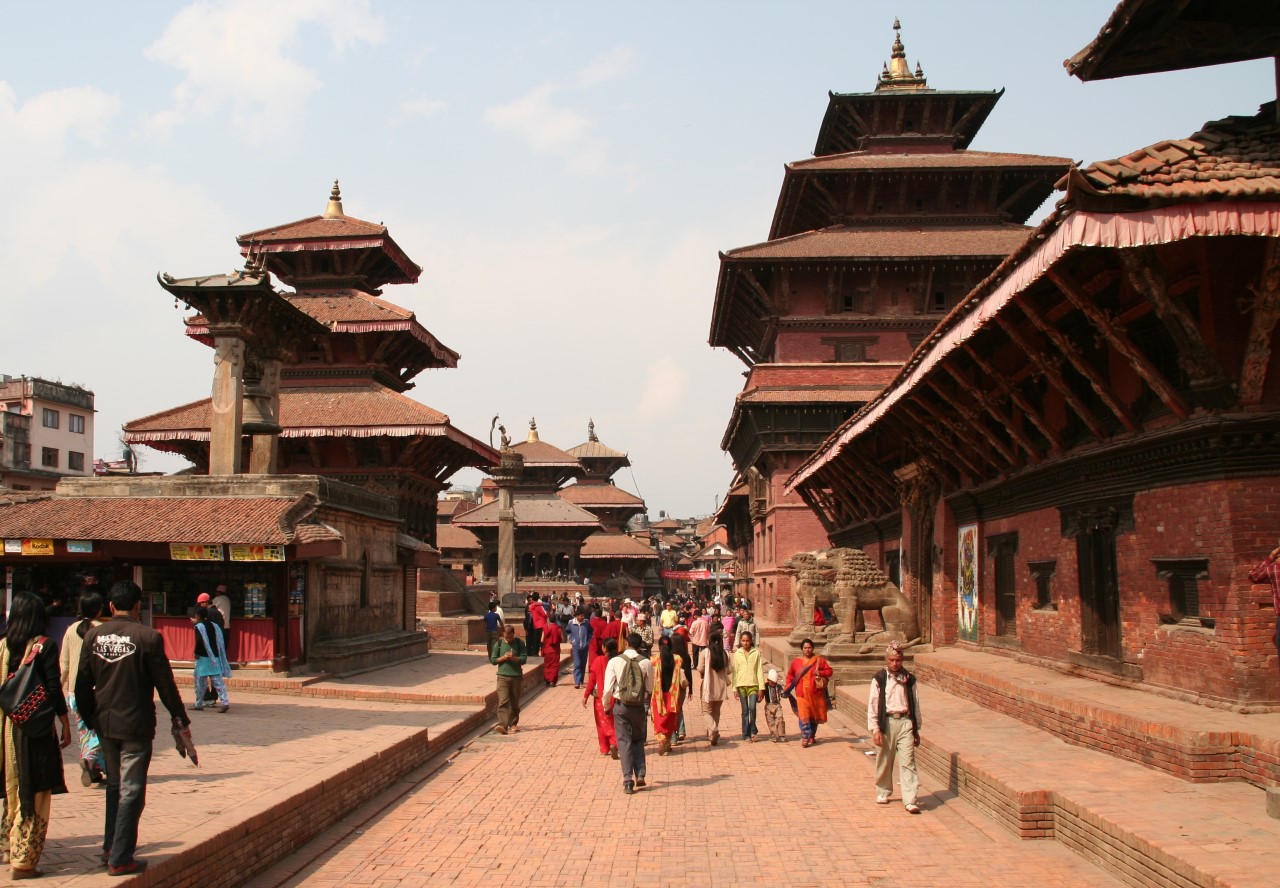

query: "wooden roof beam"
(1047, 269), (1191, 420)
(899, 398), (998, 479)
(923, 378), (1018, 467)
(825, 454), (897, 518)
(796, 485), (839, 535)
(962, 343), (1062, 454)
(1009, 301), (1133, 436)
(1240, 239), (1280, 405)
(943, 359), (1043, 463)
(1119, 247), (1235, 408)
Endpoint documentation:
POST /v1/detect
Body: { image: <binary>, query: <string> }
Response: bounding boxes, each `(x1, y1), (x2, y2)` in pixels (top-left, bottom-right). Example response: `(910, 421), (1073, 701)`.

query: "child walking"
(763, 668), (788, 742)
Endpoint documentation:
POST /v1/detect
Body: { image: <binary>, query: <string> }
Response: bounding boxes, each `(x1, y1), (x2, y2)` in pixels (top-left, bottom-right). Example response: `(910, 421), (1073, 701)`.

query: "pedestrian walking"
(483, 602), (503, 655)
(671, 626), (692, 742)
(75, 580), (193, 876)
(1, 591), (72, 880)
(567, 609), (592, 689)
(687, 608), (710, 670)
(1249, 541), (1280, 669)
(603, 632), (653, 795)
(785, 638), (834, 747)
(649, 636), (685, 755)
(190, 607), (230, 712)
(762, 668), (788, 742)
(525, 593), (547, 658)
(582, 638), (618, 757)
(541, 619), (564, 687)
(731, 631), (764, 742)
(696, 625), (731, 745)
(60, 590), (107, 786)
(490, 625), (527, 735)
(868, 641), (923, 813)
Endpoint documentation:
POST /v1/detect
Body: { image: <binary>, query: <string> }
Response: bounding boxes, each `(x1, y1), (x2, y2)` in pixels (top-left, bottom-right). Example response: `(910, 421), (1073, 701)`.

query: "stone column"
(246, 354), (283, 474)
(492, 450), (525, 606)
(209, 332), (245, 475)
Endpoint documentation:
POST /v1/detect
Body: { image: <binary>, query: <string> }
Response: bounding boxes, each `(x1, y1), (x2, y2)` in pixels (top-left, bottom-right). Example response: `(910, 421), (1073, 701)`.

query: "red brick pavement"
(28, 651), (545, 886)
(257, 673), (1123, 888)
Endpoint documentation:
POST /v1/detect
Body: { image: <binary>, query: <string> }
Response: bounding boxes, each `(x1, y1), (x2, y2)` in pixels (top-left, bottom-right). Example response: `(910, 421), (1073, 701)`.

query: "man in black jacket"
(76, 581), (191, 876)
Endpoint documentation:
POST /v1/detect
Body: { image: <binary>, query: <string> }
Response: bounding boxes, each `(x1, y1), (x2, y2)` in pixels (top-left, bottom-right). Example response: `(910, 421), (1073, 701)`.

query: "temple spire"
(323, 180), (344, 219)
(527, 417), (540, 443)
(588, 418), (598, 442)
(876, 19), (928, 92)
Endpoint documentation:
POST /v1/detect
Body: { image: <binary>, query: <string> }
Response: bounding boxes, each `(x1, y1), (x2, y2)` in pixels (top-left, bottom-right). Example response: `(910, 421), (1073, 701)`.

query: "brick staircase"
(416, 568), (488, 649)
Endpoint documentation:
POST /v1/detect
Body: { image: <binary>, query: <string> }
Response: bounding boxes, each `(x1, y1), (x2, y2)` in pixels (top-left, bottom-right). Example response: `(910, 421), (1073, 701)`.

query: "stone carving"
(784, 547), (921, 648)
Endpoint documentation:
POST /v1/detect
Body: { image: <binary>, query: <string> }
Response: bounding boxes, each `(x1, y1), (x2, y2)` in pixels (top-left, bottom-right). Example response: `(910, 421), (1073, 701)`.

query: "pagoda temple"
(788, 3), (1280, 707)
(124, 183), (498, 542)
(709, 21), (1072, 624)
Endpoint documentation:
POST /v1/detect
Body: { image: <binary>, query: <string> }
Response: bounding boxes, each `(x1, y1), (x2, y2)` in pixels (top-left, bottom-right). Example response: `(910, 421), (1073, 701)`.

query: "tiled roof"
(453, 495), (601, 528)
(738, 387), (884, 404)
(0, 495), (340, 545)
(125, 386), (449, 438)
(437, 499), (478, 519)
(436, 524), (480, 551)
(1065, 103), (1280, 208)
(511, 440), (582, 466)
(566, 440), (628, 460)
(286, 291), (413, 323)
(579, 532), (658, 559)
(723, 224), (1033, 261)
(557, 483), (644, 508)
(238, 214), (388, 243)
(789, 150), (1072, 172)
(650, 518), (681, 530)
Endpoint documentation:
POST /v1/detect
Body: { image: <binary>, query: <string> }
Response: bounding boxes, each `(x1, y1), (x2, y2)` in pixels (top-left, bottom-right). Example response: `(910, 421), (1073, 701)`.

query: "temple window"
(1153, 558), (1213, 628)
(931, 291), (947, 312)
(1027, 560), (1057, 611)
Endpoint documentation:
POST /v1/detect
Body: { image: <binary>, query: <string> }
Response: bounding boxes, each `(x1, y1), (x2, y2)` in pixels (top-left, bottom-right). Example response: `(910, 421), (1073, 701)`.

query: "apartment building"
(0, 375), (95, 491)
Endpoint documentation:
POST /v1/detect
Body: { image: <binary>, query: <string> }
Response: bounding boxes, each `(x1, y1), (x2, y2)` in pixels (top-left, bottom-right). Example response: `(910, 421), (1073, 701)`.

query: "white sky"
(0, 1), (1272, 518)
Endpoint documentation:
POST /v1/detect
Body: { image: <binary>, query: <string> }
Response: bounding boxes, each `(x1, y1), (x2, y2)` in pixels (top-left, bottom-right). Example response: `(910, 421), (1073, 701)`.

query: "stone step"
(833, 679), (1280, 888)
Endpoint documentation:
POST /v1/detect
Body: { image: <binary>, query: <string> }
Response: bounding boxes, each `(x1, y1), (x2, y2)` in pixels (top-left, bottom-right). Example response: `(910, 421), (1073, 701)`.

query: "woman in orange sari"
(650, 636), (685, 755)
(785, 638), (834, 748)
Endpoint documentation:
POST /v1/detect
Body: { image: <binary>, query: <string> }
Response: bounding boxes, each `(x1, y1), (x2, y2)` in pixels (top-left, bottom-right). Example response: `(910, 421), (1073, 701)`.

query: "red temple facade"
(789, 8), (1280, 707)
(710, 22), (1070, 625)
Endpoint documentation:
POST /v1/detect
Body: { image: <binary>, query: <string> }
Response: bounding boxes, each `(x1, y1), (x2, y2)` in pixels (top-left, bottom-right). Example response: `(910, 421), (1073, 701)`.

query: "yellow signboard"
(169, 544), (225, 562)
(230, 545), (286, 563)
(20, 539), (54, 556)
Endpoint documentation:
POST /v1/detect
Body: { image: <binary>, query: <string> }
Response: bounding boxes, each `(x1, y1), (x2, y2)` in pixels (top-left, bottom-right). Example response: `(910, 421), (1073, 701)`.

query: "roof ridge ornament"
(588, 418), (598, 442)
(528, 417), (540, 443)
(323, 179), (344, 219)
(876, 19), (928, 92)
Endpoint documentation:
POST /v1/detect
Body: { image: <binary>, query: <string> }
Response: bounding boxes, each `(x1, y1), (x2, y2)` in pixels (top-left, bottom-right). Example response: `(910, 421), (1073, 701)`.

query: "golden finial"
(323, 179), (344, 219)
(527, 417), (540, 443)
(588, 419), (598, 443)
(876, 20), (928, 92)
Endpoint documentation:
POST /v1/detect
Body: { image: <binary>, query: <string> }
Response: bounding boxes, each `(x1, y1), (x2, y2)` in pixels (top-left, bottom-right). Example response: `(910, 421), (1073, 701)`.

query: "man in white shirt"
(867, 641), (923, 813)
(603, 632), (654, 794)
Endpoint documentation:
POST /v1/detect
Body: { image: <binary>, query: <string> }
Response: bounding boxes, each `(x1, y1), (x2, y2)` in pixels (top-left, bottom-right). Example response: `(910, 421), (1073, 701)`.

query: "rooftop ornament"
(876, 18), (928, 92)
(322, 179), (344, 219)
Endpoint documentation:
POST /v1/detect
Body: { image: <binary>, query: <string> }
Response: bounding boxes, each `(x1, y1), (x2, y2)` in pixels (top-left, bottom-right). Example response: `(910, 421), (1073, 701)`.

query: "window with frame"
(41, 408), (59, 429)
(41, 447), (58, 468)
(12, 443), (30, 467)
(1027, 560), (1057, 611)
(68, 451), (84, 472)
(68, 414), (85, 434)
(1153, 558), (1213, 628)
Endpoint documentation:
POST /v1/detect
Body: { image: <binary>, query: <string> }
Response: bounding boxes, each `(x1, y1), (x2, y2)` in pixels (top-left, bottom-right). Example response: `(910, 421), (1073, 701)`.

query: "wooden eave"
(813, 89), (1004, 156)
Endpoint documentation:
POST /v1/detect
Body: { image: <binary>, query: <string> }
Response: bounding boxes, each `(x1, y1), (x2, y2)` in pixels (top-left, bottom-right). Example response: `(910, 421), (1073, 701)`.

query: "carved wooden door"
(1078, 524), (1121, 659)
(991, 536), (1018, 638)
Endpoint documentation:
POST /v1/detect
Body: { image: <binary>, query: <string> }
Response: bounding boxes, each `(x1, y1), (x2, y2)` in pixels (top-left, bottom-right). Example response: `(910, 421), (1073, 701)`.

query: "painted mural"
(958, 523), (978, 642)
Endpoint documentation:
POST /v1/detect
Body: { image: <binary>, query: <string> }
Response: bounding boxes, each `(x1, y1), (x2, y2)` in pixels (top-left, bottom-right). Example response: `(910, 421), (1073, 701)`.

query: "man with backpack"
(602, 632), (654, 795)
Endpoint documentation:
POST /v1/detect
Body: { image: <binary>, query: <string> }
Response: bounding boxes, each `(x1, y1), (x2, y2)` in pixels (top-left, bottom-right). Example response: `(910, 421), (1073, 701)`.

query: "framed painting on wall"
(958, 523), (979, 642)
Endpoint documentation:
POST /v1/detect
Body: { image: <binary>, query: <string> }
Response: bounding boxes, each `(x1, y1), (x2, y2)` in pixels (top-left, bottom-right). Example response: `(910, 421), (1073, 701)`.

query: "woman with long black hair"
(696, 624), (732, 746)
(648, 635), (685, 755)
(60, 591), (107, 784)
(0, 591), (71, 878)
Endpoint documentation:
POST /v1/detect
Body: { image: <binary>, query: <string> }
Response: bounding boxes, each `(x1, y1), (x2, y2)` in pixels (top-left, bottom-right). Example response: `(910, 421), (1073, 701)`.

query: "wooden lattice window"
(1153, 558), (1212, 628)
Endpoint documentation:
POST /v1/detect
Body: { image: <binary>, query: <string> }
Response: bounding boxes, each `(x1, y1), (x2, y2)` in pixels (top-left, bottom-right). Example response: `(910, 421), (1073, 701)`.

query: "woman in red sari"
(650, 635), (685, 755)
(785, 638), (834, 747)
(582, 638), (618, 757)
(541, 620), (564, 686)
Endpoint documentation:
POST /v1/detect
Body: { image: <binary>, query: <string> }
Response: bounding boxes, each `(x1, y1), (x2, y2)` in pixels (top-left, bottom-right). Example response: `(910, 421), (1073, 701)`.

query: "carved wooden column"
(895, 458), (940, 644)
(209, 330), (245, 475)
(1240, 240), (1280, 405)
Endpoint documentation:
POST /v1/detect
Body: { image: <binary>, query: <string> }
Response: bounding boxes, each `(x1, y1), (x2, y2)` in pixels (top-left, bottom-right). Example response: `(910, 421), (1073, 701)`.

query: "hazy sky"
(1, 1), (1272, 518)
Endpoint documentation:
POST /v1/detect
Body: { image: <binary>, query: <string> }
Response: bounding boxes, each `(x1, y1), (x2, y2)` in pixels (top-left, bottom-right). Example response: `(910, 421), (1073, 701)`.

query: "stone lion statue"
(783, 547), (920, 644)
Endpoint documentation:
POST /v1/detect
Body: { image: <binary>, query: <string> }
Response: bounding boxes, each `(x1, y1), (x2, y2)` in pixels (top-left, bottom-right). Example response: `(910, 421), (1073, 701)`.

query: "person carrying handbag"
(0, 591), (72, 879)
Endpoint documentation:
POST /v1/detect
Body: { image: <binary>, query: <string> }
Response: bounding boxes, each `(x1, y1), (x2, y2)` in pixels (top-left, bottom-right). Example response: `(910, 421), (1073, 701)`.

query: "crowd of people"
(0, 581), (199, 878)
(492, 590), (924, 805)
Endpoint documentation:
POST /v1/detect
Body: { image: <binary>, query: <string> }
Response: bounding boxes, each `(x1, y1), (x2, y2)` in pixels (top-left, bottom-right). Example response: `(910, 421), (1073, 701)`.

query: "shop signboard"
(67, 540), (94, 554)
(4, 540), (20, 554)
(230, 545), (286, 563)
(20, 539), (54, 556)
(170, 543), (225, 561)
